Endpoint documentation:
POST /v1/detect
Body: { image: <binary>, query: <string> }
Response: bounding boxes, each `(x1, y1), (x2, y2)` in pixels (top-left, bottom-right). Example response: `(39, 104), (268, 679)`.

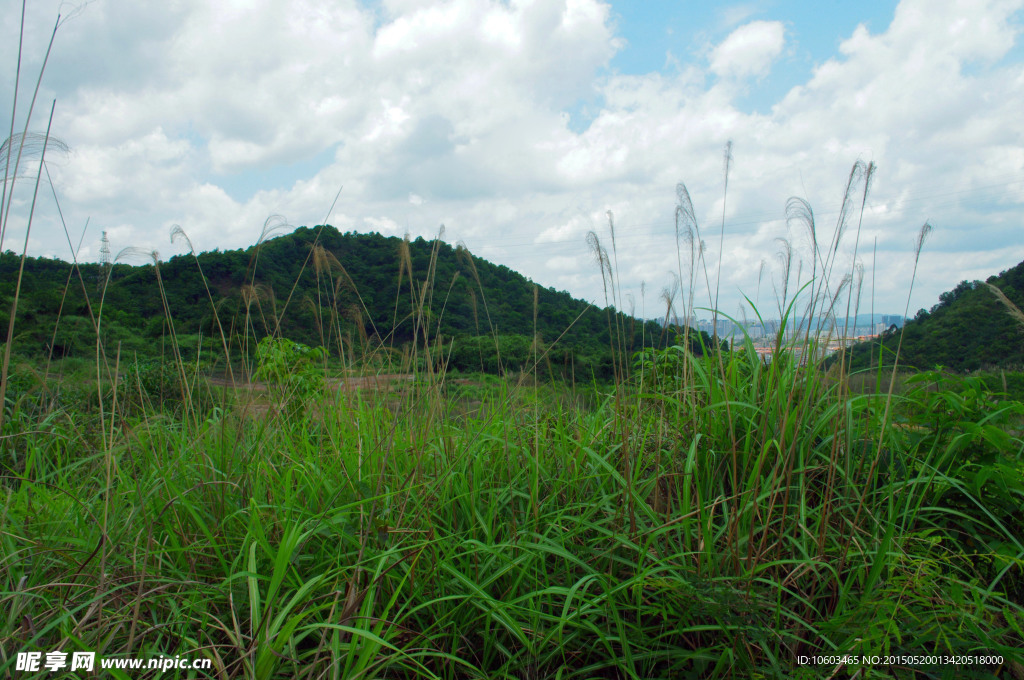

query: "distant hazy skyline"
(3, 0), (1023, 319)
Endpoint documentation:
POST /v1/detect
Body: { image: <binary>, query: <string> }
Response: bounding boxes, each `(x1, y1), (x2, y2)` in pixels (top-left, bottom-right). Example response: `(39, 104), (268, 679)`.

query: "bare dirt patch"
(206, 373), (418, 418)
(207, 373), (414, 393)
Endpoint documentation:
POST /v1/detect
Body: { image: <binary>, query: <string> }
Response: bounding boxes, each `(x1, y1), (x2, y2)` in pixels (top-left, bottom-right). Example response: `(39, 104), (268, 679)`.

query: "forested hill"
(0, 225), (694, 377)
(847, 258), (1024, 372)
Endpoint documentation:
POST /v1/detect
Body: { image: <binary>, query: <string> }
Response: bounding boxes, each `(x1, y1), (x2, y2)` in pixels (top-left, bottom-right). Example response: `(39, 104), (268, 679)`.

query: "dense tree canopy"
(0, 225), (682, 378)
(847, 260), (1024, 372)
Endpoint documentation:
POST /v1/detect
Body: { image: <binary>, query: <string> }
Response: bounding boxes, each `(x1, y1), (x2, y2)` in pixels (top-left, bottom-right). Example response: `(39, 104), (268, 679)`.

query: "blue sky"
(613, 1), (894, 73)
(3, 0), (1024, 321)
(600, 2), (900, 117)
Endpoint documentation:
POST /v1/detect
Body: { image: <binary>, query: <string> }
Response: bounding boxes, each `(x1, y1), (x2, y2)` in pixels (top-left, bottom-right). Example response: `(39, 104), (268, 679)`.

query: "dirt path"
(207, 373), (415, 393)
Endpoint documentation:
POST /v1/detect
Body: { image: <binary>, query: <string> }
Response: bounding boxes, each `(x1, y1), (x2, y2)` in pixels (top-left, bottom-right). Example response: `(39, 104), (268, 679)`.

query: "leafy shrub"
(254, 336), (327, 414)
(900, 370), (1024, 598)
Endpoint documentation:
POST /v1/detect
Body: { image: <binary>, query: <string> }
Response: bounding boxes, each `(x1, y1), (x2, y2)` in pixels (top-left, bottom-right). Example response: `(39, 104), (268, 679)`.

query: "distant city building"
(687, 314), (902, 342)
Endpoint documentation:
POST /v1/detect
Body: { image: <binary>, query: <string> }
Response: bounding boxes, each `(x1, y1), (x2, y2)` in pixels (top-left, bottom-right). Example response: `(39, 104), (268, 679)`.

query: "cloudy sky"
(2, 0), (1023, 322)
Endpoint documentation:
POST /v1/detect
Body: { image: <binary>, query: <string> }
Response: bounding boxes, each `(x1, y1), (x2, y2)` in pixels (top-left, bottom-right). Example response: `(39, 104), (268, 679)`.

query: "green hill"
(0, 225), (708, 379)
(847, 259), (1024, 372)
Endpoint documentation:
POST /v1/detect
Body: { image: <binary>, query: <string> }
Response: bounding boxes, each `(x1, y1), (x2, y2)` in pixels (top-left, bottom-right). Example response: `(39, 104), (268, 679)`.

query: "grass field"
(3, 177), (1024, 679)
(3, 316), (1024, 678)
(2, 15), (1023, 676)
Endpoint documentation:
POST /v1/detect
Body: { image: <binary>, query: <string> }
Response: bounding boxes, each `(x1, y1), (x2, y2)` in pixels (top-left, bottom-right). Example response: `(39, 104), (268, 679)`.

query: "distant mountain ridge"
(1, 225), (695, 377)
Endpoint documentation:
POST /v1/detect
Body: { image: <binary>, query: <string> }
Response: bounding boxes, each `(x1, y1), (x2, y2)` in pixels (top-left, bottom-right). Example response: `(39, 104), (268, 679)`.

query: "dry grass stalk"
(985, 282), (1024, 332)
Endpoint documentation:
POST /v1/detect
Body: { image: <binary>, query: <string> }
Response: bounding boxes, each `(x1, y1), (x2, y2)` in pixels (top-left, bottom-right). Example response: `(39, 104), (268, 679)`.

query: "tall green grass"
(2, 18), (1023, 678)
(4, 175), (1022, 680)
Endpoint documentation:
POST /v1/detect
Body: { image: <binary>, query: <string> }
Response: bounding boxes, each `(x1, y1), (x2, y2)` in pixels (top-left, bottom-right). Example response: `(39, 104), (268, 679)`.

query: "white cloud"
(364, 215), (402, 235)
(546, 254), (579, 272)
(3, 0), (1024, 321)
(709, 20), (786, 79)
